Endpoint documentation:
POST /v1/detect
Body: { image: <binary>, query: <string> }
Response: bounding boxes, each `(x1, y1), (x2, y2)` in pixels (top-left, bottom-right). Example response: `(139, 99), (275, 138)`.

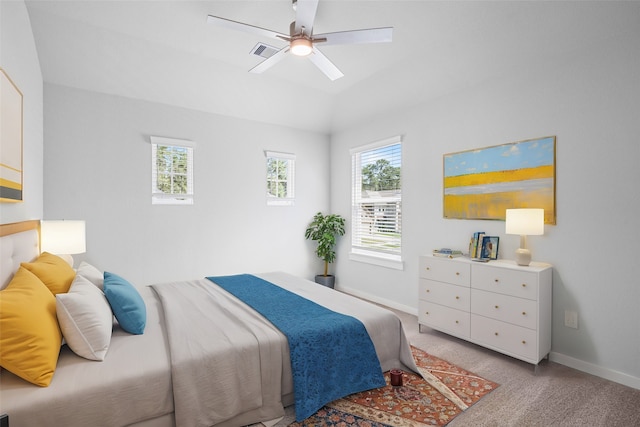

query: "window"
(350, 136), (403, 269)
(265, 151), (295, 206)
(150, 136), (194, 205)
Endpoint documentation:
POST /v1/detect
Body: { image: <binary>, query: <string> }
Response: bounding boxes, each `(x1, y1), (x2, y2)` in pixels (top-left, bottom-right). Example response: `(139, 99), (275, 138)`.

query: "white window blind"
(150, 136), (195, 205)
(351, 136), (402, 263)
(265, 151), (295, 206)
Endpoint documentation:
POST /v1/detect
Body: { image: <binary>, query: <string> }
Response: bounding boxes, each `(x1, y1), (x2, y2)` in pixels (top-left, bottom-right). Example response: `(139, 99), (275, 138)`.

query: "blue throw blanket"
(206, 274), (385, 421)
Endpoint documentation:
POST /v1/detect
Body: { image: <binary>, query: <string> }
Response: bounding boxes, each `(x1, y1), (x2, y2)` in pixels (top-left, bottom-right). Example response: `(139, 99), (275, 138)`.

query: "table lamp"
(505, 209), (544, 266)
(41, 220), (86, 267)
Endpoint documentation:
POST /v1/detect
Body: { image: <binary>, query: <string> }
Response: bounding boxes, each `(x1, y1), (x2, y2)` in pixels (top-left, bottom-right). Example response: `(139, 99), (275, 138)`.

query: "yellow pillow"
(21, 252), (76, 294)
(0, 267), (62, 386)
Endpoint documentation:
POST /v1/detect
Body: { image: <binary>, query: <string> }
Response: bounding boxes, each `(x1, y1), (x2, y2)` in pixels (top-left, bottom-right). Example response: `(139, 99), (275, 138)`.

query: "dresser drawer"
(470, 314), (538, 362)
(419, 257), (470, 286)
(471, 265), (538, 300)
(419, 300), (470, 339)
(471, 289), (537, 330)
(420, 279), (470, 311)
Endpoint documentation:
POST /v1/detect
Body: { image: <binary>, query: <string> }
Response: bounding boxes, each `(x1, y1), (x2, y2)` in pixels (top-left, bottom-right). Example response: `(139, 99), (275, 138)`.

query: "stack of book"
(469, 232), (486, 259)
(432, 248), (463, 258)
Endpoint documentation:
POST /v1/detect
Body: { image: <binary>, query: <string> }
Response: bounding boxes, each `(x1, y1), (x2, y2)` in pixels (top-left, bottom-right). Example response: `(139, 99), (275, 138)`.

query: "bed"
(0, 220), (418, 427)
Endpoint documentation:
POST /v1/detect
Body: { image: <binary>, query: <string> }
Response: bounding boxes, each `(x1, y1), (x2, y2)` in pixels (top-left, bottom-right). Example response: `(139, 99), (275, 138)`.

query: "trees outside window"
(351, 137), (402, 259)
(266, 151), (295, 206)
(151, 137), (194, 205)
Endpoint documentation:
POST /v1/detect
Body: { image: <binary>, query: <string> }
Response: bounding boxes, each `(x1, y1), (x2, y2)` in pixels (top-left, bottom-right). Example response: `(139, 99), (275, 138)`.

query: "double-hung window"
(265, 151), (295, 206)
(350, 136), (403, 269)
(151, 136), (194, 205)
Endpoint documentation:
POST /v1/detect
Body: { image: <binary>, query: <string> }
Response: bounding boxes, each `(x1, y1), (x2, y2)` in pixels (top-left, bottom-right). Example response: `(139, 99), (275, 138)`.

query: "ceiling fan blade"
(308, 47), (344, 81)
(294, 0), (319, 35)
(249, 46), (290, 74)
(207, 15), (287, 40)
(315, 27), (393, 46)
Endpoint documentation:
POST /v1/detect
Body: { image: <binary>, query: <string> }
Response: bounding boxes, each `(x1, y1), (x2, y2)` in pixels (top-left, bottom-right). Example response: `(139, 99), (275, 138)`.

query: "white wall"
(43, 84), (331, 285)
(330, 32), (640, 388)
(0, 0), (43, 223)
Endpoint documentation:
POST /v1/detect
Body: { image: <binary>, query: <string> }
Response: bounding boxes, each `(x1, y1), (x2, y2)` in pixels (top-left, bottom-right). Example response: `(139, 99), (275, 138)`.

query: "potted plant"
(304, 212), (346, 288)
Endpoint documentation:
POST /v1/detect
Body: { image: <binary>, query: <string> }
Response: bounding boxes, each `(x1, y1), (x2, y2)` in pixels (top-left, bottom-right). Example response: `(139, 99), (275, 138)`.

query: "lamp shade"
(41, 220), (86, 254)
(505, 209), (544, 236)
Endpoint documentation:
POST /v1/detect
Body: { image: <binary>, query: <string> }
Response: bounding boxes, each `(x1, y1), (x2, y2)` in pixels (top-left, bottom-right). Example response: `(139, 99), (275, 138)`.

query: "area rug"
(289, 346), (498, 426)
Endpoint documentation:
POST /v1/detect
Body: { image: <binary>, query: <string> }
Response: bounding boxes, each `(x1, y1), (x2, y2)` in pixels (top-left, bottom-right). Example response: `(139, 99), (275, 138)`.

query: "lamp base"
(515, 248), (532, 266)
(58, 253), (74, 268)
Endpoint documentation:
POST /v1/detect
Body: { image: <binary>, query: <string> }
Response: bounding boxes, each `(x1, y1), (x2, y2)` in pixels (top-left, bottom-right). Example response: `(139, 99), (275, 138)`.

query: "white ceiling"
(24, 0), (640, 133)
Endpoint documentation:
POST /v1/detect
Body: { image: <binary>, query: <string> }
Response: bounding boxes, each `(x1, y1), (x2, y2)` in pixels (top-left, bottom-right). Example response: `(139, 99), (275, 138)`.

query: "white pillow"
(56, 275), (113, 361)
(76, 261), (104, 290)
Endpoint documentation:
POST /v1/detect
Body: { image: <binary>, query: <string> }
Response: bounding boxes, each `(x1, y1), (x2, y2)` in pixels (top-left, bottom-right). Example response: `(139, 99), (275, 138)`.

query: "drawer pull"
(494, 332), (499, 336)
(425, 311), (429, 315)
(521, 283), (527, 288)
(494, 305), (499, 309)
(522, 340), (527, 344)
(425, 289), (430, 293)
(455, 296), (460, 300)
(455, 320), (459, 324)
(494, 279), (499, 283)
(426, 267), (431, 271)
(455, 272), (460, 276)
(522, 311), (527, 316)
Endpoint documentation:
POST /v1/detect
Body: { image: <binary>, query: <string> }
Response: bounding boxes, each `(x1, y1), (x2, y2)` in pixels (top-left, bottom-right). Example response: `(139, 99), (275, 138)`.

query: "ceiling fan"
(207, 0), (393, 81)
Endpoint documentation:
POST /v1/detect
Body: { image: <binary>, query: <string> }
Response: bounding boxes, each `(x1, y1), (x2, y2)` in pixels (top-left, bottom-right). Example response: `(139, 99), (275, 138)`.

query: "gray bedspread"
(151, 278), (292, 427)
(151, 272), (418, 427)
(1, 272), (417, 427)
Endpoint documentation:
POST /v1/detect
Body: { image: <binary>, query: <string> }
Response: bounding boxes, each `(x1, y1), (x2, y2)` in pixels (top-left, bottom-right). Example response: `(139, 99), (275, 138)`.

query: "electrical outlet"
(564, 310), (578, 329)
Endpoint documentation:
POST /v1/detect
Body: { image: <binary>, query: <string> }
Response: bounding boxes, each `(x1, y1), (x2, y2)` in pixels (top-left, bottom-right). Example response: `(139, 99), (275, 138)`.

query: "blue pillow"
(103, 271), (146, 335)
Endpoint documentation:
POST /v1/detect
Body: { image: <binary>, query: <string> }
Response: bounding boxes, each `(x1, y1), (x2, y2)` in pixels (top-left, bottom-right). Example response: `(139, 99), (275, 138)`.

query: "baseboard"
(337, 285), (417, 316)
(549, 351), (640, 390)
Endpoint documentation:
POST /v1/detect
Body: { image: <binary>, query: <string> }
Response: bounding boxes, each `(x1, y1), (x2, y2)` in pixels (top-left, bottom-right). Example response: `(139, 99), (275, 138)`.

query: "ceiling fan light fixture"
(290, 37), (313, 56)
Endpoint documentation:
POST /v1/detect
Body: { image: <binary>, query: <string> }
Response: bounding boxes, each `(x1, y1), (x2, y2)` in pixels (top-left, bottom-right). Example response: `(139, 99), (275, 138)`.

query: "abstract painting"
(1, 68), (23, 202)
(443, 136), (556, 224)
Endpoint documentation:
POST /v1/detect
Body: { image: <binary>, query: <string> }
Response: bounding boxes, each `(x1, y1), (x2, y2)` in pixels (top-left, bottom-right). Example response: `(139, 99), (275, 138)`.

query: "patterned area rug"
(289, 346), (498, 426)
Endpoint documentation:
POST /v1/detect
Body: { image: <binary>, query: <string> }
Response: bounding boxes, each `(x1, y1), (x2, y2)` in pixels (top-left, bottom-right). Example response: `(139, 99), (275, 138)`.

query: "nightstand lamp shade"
(41, 220), (86, 267)
(505, 209), (544, 266)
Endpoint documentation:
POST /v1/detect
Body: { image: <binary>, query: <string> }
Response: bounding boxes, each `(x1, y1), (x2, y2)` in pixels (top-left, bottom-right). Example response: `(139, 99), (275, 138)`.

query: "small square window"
(265, 151), (295, 206)
(151, 136), (194, 205)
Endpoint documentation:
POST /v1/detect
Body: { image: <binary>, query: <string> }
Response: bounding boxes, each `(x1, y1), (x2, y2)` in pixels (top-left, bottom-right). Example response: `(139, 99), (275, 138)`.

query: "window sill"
(349, 250), (404, 270)
(266, 199), (295, 206)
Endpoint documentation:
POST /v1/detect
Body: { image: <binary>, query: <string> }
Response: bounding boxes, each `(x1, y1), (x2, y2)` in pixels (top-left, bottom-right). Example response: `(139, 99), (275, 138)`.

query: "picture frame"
(443, 136), (556, 225)
(481, 236), (499, 260)
(0, 68), (24, 202)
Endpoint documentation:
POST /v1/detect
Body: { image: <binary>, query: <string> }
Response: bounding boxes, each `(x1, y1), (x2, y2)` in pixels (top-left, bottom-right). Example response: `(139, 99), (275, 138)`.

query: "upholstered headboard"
(0, 220), (40, 289)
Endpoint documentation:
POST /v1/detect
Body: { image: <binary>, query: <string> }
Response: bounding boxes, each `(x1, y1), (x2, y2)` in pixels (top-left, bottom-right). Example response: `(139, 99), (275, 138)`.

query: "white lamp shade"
(41, 220), (86, 254)
(505, 209), (544, 236)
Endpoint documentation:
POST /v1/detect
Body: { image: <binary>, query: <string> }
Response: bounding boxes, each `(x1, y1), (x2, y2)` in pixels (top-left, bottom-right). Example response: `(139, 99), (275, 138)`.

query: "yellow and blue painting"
(443, 136), (556, 224)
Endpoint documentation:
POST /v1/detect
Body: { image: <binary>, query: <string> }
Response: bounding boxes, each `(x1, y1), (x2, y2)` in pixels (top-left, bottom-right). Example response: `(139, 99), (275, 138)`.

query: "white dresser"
(418, 256), (552, 366)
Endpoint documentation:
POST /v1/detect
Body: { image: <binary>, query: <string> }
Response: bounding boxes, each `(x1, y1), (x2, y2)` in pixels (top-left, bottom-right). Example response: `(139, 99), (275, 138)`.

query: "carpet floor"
(289, 346), (497, 426)
(266, 304), (640, 426)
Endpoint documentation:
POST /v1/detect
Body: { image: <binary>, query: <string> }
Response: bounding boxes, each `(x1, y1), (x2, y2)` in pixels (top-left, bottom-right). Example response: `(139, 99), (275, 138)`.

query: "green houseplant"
(304, 212), (346, 287)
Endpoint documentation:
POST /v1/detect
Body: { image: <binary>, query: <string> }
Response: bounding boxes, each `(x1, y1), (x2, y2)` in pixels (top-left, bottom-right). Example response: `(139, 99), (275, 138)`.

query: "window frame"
(150, 136), (195, 205)
(265, 150), (296, 206)
(349, 135), (404, 270)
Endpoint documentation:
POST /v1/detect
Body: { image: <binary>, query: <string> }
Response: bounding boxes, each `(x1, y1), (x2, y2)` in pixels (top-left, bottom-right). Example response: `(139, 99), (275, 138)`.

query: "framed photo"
(481, 236), (499, 260)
